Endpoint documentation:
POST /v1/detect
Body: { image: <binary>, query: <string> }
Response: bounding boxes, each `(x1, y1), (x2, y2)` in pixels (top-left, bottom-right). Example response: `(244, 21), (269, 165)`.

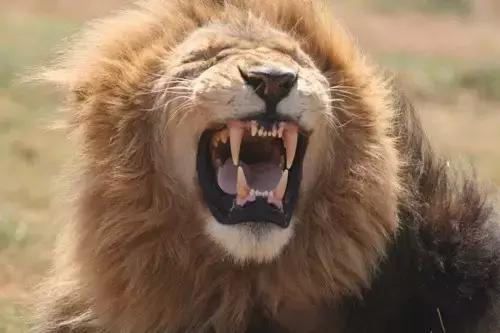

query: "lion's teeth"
(273, 170), (288, 200)
(220, 129), (228, 144)
(251, 121), (258, 137)
(272, 125), (277, 137)
(236, 166), (250, 205)
(258, 128), (264, 137)
(229, 121), (244, 166)
(278, 123), (285, 138)
(283, 126), (298, 169)
(212, 135), (219, 147)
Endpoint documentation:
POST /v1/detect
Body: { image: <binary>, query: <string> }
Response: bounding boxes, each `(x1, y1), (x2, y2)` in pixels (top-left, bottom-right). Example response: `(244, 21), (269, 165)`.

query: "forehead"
(171, 23), (312, 68)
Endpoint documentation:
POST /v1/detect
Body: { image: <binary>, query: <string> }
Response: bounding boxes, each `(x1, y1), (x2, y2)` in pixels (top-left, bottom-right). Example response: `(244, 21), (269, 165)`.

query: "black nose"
(239, 66), (298, 106)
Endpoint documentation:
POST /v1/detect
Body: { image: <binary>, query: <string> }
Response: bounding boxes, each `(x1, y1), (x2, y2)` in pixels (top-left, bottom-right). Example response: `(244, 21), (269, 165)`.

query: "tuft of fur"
(32, 1), (499, 332)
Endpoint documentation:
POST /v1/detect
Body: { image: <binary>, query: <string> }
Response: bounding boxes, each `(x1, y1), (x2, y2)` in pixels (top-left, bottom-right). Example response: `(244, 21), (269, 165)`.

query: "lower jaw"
(225, 198), (291, 227)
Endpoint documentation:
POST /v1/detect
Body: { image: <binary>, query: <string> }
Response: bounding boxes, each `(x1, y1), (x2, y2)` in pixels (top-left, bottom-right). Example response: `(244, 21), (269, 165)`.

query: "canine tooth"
(284, 126), (298, 169)
(250, 189), (255, 196)
(229, 122), (244, 166)
(251, 121), (258, 136)
(236, 166), (250, 205)
(278, 123), (285, 138)
(273, 170), (289, 200)
(258, 128), (264, 137)
(272, 125), (277, 137)
(220, 129), (229, 144)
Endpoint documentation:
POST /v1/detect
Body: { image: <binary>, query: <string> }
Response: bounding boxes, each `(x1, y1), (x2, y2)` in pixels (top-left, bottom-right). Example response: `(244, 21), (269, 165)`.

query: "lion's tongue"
(217, 160), (282, 195)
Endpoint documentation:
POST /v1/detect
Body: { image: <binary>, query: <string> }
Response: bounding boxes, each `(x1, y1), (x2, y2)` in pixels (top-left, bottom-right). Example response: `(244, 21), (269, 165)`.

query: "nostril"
(239, 66), (298, 105)
(238, 67), (265, 91)
(280, 72), (297, 90)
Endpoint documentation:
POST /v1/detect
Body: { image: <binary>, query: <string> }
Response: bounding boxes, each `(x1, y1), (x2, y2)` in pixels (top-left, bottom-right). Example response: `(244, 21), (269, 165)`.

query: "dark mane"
(339, 89), (500, 333)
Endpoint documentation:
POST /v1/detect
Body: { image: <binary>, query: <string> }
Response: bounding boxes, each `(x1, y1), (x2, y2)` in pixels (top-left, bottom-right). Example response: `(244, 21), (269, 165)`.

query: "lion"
(32, 0), (500, 332)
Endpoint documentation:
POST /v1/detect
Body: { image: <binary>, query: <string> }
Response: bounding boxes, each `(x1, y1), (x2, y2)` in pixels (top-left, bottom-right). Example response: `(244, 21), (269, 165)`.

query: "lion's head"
(41, 0), (402, 329)
(161, 16), (333, 262)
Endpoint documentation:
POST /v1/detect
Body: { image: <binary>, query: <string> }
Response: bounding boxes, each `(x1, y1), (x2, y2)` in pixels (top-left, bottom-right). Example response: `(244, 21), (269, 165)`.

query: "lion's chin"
(205, 217), (294, 264)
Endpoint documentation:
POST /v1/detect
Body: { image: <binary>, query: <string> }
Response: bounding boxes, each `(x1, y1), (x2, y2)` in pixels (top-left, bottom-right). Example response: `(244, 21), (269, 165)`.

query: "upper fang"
(283, 126), (298, 169)
(251, 121), (258, 136)
(228, 121), (244, 166)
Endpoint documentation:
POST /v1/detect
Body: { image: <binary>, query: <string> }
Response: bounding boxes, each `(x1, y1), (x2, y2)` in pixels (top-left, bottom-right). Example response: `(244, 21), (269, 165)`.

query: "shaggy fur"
(32, 0), (500, 332)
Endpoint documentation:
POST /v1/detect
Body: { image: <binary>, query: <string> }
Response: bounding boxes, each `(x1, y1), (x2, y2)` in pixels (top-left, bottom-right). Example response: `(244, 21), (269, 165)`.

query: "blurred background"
(0, 0), (499, 330)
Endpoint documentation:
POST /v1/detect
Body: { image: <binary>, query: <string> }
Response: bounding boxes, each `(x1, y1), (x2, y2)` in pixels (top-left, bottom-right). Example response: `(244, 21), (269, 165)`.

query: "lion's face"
(158, 24), (331, 263)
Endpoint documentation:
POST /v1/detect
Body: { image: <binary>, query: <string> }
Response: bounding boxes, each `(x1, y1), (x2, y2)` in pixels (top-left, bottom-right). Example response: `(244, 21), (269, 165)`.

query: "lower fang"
(236, 166), (250, 206)
(272, 170), (288, 201)
(267, 194), (283, 209)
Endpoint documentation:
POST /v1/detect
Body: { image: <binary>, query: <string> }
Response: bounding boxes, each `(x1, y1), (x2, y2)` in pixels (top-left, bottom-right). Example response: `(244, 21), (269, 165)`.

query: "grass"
(380, 52), (500, 101)
(0, 13), (78, 332)
(350, 0), (472, 15)
(460, 67), (500, 100)
(0, 300), (28, 333)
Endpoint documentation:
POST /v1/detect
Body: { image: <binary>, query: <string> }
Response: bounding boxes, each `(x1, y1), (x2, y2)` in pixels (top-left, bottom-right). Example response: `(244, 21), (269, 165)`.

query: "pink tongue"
(217, 159), (282, 195)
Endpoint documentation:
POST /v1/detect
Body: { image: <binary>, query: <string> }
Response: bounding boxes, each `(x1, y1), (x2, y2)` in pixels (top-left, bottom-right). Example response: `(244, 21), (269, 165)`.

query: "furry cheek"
(277, 74), (331, 132)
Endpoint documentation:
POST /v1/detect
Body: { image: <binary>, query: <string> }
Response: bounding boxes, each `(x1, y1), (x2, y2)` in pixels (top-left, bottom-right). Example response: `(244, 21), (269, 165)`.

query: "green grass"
(460, 68), (500, 100)
(0, 300), (28, 333)
(0, 14), (78, 89)
(0, 13), (78, 332)
(351, 0), (472, 15)
(0, 214), (29, 252)
(380, 52), (500, 101)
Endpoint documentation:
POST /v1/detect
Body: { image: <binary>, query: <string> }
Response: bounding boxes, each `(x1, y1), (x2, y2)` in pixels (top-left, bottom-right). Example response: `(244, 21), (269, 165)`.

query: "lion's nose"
(239, 66), (298, 107)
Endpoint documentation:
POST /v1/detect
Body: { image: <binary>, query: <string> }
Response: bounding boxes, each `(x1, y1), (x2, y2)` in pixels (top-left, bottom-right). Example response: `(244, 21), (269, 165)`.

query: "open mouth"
(197, 119), (307, 228)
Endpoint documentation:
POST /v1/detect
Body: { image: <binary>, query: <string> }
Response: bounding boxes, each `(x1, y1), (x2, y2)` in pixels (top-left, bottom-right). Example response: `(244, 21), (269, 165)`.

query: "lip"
(196, 117), (308, 228)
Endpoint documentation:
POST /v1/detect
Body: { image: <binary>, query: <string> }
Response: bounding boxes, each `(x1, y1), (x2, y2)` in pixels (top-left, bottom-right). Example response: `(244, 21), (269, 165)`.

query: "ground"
(0, 0), (499, 331)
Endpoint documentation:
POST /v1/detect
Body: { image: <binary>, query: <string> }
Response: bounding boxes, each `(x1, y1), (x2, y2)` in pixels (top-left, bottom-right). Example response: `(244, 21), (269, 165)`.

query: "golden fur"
(33, 0), (401, 332)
